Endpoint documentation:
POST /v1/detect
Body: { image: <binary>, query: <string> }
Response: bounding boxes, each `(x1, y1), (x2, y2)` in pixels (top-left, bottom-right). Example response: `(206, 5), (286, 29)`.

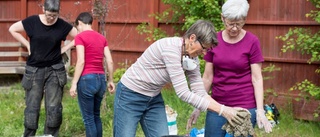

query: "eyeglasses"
(197, 40), (212, 52)
(45, 11), (59, 19)
(198, 40), (205, 49)
(224, 19), (245, 29)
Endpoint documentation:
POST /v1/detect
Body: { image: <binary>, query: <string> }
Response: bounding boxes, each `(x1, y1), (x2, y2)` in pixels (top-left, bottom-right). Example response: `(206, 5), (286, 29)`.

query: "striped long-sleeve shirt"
(120, 37), (210, 111)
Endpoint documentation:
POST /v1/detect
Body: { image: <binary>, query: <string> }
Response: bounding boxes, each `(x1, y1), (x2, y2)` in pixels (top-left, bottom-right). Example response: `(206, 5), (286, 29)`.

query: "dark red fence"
(0, 0), (319, 104)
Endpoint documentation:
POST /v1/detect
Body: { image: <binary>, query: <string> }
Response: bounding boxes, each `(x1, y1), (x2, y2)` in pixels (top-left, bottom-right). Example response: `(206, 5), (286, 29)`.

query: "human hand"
(69, 84), (77, 98)
(186, 108), (201, 130)
(256, 109), (272, 133)
(220, 106), (247, 127)
(62, 53), (69, 64)
(108, 82), (115, 94)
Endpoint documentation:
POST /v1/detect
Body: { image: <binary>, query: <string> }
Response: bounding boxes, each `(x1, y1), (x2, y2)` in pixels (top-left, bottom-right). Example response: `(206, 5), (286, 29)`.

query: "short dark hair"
(44, 0), (60, 12)
(75, 12), (93, 26)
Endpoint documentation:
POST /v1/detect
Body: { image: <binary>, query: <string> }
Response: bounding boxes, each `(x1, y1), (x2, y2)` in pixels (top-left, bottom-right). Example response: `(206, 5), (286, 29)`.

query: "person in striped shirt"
(113, 20), (247, 137)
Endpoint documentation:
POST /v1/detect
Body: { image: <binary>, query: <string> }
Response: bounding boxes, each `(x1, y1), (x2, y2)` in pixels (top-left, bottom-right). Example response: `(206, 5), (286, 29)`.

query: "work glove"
(186, 108), (201, 130)
(220, 105), (248, 127)
(256, 109), (273, 133)
(62, 52), (69, 64)
(222, 109), (255, 136)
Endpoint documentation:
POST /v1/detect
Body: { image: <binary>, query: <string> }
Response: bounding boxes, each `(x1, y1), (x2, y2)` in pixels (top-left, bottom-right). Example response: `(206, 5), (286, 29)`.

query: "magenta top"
(204, 31), (264, 109)
(75, 30), (108, 76)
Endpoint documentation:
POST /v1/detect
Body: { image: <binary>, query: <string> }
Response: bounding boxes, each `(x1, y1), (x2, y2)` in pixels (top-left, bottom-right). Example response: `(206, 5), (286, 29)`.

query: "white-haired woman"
(187, 0), (272, 136)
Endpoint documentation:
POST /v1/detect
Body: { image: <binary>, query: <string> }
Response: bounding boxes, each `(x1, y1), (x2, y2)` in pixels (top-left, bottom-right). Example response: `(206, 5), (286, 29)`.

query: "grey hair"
(183, 20), (218, 48)
(222, 0), (249, 20)
(44, 0), (60, 12)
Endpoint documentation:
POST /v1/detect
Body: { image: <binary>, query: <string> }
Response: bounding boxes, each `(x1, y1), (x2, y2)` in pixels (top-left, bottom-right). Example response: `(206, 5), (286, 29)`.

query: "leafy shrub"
(113, 63), (129, 83)
(290, 79), (320, 101)
(68, 65), (75, 77)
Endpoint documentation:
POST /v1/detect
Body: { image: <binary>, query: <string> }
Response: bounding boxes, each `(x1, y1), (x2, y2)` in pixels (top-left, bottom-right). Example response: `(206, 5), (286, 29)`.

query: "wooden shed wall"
(0, 0), (319, 98)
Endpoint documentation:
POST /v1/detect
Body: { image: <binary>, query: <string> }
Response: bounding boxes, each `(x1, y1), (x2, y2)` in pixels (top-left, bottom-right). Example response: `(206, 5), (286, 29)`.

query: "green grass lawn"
(0, 82), (320, 137)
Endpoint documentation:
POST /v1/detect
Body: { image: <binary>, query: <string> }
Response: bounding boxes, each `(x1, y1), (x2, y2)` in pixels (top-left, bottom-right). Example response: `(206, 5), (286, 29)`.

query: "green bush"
(68, 65), (75, 77)
(113, 63), (129, 83)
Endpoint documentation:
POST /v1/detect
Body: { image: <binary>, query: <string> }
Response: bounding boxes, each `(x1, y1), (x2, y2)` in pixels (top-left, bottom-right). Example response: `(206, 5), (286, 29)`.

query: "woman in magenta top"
(187, 0), (272, 136)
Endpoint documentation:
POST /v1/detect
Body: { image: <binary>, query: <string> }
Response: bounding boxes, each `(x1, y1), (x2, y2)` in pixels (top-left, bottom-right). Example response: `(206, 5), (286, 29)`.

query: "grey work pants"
(21, 62), (67, 137)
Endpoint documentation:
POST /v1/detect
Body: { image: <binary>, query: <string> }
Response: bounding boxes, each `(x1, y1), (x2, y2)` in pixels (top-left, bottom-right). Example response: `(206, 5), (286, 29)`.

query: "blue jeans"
(77, 74), (106, 137)
(204, 108), (257, 137)
(22, 62), (67, 137)
(113, 82), (169, 137)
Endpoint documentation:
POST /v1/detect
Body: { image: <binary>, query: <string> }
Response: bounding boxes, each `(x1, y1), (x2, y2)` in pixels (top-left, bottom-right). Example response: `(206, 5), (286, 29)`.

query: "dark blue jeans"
(22, 62), (67, 137)
(77, 74), (106, 137)
(204, 108), (257, 137)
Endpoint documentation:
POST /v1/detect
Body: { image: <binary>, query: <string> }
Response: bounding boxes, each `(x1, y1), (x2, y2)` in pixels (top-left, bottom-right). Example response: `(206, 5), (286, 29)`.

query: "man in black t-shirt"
(8, 0), (77, 136)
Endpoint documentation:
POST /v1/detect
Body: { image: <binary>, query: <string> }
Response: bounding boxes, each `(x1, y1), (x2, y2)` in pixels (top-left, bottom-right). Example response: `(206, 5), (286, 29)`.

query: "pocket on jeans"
(56, 70), (67, 86)
(52, 63), (67, 87)
(21, 66), (35, 90)
(118, 83), (140, 103)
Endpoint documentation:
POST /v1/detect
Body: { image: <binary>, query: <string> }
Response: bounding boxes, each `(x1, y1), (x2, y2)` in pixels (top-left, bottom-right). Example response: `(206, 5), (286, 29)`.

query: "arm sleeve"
(162, 49), (210, 111)
(203, 51), (214, 63)
(21, 15), (36, 37)
(105, 39), (108, 47)
(59, 19), (73, 41)
(185, 58), (208, 98)
(75, 34), (84, 46)
(249, 38), (264, 64)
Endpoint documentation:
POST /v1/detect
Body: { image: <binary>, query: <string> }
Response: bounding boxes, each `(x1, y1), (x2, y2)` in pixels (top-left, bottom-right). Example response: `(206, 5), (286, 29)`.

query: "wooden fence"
(0, 0), (319, 106)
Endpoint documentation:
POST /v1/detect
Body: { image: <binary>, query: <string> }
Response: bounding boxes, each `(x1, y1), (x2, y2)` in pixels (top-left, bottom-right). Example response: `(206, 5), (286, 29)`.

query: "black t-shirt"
(22, 15), (73, 67)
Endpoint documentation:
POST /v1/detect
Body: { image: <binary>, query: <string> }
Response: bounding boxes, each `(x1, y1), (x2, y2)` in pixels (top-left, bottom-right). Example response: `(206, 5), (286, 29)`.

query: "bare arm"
(252, 63), (273, 133)
(8, 21), (30, 54)
(69, 45), (85, 97)
(61, 40), (74, 54)
(61, 27), (77, 54)
(104, 46), (115, 93)
(251, 63), (264, 110)
(202, 62), (214, 92)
